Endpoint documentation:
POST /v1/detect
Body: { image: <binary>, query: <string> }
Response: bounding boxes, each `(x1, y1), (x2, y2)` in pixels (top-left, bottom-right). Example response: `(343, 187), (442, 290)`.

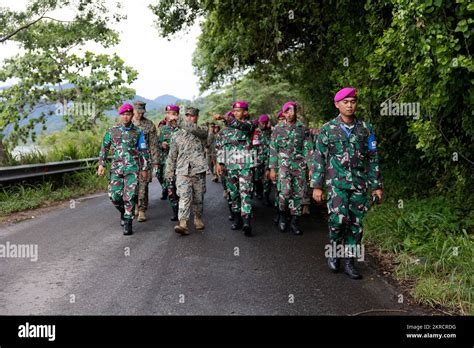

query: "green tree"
(151, 0), (473, 200)
(0, 0), (137, 147)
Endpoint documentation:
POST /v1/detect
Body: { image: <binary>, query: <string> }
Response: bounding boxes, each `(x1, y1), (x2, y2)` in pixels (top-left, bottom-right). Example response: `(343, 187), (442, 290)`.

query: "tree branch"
(0, 12), (46, 43)
(0, 13), (72, 43)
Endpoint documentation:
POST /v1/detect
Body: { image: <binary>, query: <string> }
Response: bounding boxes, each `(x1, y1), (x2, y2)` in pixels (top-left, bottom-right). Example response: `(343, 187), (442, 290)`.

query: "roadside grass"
(3, 127), (110, 166)
(364, 196), (473, 315)
(0, 165), (108, 217)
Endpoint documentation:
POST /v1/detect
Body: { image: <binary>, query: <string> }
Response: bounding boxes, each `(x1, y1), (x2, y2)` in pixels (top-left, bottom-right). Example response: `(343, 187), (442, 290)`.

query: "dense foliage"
(0, 0), (137, 147)
(151, 0), (473, 203)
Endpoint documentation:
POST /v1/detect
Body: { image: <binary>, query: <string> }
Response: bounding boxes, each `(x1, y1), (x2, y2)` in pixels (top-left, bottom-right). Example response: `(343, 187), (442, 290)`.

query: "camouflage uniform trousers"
(137, 175), (151, 212)
(226, 168), (253, 216)
(221, 167), (231, 202)
(167, 177), (179, 209)
(253, 162), (271, 194)
(302, 169), (312, 206)
(109, 171), (138, 220)
(326, 186), (369, 247)
(155, 159), (166, 189)
(207, 152), (217, 175)
(277, 166), (306, 216)
(272, 169), (279, 207)
(176, 172), (206, 221)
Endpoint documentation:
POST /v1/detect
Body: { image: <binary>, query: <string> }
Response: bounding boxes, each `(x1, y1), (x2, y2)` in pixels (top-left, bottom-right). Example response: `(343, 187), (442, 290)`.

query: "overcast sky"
(0, 0), (202, 100)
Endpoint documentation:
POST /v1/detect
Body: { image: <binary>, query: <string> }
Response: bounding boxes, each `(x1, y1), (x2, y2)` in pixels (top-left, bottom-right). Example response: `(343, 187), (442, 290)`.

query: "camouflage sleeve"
(157, 127), (166, 163)
(303, 126), (314, 169)
(177, 115), (208, 140)
(164, 134), (178, 182)
(137, 130), (150, 171)
(264, 130), (272, 170)
(311, 127), (328, 189)
(215, 133), (225, 165)
(98, 129), (112, 167)
(207, 131), (215, 148)
(367, 124), (383, 190)
(148, 123), (160, 165)
(224, 115), (255, 133)
(268, 128), (279, 169)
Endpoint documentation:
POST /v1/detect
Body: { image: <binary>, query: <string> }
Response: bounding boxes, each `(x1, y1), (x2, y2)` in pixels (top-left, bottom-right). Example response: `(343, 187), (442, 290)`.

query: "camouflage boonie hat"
(185, 107), (199, 116)
(134, 101), (146, 112)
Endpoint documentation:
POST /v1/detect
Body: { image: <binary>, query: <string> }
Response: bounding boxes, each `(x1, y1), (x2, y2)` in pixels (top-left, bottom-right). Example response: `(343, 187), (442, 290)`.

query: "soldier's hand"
(308, 171), (313, 181)
(140, 170), (148, 181)
(216, 164), (224, 176)
(168, 189), (173, 198)
(161, 141), (168, 150)
(372, 189), (383, 202)
(313, 188), (324, 203)
(212, 114), (223, 121)
(265, 170), (270, 180)
(97, 165), (105, 177)
(269, 169), (277, 182)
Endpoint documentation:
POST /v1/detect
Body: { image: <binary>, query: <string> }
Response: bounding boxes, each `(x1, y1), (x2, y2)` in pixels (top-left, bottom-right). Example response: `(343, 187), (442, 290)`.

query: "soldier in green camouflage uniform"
(214, 101), (257, 237)
(252, 114), (272, 206)
(215, 113), (235, 222)
(206, 124), (219, 182)
(311, 87), (383, 279)
(269, 101), (313, 236)
(98, 103), (150, 235)
(132, 101), (160, 222)
(157, 106), (180, 200)
(271, 111), (286, 225)
(301, 127), (320, 216)
(165, 107), (209, 235)
(158, 105), (180, 220)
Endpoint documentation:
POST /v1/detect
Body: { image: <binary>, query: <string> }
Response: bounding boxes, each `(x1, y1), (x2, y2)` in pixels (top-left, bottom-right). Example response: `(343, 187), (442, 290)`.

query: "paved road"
(0, 177), (428, 315)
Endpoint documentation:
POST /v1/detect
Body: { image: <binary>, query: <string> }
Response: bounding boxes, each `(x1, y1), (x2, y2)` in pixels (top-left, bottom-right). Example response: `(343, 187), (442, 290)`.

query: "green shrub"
(365, 196), (473, 314)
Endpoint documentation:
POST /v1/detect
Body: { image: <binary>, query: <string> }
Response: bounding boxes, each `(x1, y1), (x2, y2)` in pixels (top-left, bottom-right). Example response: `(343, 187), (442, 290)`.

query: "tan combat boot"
(138, 211), (147, 222)
(174, 220), (189, 235)
(194, 215), (205, 231)
(302, 205), (310, 215)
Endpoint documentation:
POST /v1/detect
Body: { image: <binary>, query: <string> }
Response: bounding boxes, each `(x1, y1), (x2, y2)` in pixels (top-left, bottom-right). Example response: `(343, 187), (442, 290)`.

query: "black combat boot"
(273, 208), (280, 225)
(327, 257), (340, 272)
(123, 219), (133, 236)
(278, 210), (287, 233)
(343, 257), (362, 279)
(242, 215), (252, 237)
(161, 188), (168, 200)
(231, 212), (243, 230)
(289, 215), (303, 236)
(119, 207), (125, 227)
(255, 181), (263, 200)
(170, 205), (178, 221)
(263, 191), (272, 207)
(228, 203), (234, 221)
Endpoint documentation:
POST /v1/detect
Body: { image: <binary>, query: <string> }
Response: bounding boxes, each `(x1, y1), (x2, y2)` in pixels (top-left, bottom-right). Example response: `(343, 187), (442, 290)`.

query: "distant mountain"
(154, 94), (181, 105)
(126, 94), (189, 111)
(1, 83), (189, 138)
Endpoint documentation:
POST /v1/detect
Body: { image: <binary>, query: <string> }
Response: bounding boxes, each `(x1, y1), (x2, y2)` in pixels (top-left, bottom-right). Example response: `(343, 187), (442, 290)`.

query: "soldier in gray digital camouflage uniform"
(164, 107), (209, 235)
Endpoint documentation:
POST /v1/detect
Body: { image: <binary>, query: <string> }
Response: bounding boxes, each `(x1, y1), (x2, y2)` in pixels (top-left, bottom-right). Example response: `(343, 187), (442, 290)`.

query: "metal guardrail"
(0, 157), (99, 184)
